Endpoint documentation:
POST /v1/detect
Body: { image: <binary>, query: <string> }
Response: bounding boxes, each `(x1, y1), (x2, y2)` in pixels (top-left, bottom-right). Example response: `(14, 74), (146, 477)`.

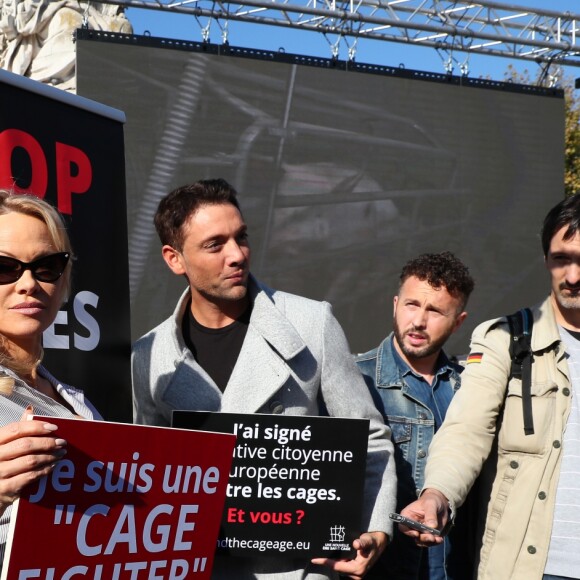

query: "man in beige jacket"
(400, 193), (580, 580)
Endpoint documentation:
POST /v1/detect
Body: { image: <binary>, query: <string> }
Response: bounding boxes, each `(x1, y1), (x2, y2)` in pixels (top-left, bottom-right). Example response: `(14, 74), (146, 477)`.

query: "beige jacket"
(424, 296), (571, 580)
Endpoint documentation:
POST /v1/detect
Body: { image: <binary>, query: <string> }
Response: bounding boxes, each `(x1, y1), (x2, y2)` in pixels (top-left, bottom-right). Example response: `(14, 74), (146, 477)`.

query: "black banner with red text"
(0, 71), (131, 422)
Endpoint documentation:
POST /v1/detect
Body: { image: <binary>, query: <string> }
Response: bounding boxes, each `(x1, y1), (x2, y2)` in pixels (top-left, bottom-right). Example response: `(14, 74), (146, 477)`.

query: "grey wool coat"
(132, 277), (396, 580)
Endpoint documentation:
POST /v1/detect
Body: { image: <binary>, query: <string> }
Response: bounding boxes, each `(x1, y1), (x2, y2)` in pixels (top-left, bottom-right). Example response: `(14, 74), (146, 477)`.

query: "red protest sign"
(2, 417), (236, 580)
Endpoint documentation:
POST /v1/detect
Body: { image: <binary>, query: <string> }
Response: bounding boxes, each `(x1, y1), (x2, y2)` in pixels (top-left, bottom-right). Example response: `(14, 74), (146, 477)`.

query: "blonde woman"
(0, 190), (100, 565)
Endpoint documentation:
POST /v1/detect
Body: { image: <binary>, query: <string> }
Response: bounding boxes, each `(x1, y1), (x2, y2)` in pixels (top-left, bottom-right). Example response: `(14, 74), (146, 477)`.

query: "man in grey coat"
(131, 178), (396, 580)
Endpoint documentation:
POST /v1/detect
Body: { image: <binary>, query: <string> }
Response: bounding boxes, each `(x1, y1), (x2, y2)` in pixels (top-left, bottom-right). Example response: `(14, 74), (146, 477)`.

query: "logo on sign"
(321, 525), (350, 552)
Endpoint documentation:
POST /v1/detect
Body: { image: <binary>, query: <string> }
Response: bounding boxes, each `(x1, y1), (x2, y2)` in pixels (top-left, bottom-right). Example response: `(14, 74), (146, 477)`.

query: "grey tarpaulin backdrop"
(76, 32), (564, 357)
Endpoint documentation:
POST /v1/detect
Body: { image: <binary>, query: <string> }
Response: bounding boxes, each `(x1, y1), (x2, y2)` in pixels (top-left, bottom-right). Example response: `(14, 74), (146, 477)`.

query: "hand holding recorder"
(398, 488), (450, 546)
(389, 513), (441, 536)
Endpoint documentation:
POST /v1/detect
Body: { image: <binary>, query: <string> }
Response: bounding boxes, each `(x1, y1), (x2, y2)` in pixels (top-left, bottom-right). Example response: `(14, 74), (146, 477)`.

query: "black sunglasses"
(0, 252), (70, 285)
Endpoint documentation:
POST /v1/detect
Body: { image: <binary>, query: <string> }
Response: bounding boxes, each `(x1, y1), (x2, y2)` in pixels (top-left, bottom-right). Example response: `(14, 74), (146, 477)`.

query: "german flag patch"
(466, 353), (483, 364)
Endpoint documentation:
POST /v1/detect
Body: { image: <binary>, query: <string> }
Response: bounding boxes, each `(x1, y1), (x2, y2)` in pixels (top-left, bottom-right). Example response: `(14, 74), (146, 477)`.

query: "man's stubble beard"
(393, 318), (447, 360)
(555, 284), (580, 311)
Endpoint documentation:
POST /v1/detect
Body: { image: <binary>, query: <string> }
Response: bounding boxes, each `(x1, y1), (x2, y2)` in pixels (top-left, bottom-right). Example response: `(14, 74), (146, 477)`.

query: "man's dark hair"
(541, 194), (580, 256)
(399, 251), (474, 310)
(154, 178), (241, 250)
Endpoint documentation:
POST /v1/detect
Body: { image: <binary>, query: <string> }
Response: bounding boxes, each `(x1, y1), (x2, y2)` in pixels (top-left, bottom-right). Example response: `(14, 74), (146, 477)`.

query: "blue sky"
(124, 0), (580, 84)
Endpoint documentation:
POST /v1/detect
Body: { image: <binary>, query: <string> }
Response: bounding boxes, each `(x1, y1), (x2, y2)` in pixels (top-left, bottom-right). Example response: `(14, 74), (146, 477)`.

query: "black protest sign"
(0, 71), (131, 422)
(172, 411), (369, 558)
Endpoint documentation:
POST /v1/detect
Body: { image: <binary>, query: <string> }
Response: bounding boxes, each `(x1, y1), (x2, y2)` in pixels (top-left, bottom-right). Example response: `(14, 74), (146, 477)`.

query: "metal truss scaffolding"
(103, 0), (580, 68)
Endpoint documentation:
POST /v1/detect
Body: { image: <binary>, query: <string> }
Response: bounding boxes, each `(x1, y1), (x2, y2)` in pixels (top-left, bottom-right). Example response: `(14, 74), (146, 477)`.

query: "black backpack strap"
(507, 308), (534, 435)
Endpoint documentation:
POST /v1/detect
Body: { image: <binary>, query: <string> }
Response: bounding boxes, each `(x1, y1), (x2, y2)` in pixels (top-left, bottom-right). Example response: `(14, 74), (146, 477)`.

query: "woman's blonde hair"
(0, 190), (73, 394)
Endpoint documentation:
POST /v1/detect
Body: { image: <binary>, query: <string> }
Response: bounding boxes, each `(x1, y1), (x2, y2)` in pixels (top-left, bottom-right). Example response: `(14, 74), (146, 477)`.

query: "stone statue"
(0, 1), (132, 92)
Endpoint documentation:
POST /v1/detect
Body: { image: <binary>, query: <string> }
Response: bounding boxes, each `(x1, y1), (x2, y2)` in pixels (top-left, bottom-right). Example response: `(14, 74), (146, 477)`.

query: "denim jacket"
(356, 333), (461, 495)
(356, 334), (472, 580)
